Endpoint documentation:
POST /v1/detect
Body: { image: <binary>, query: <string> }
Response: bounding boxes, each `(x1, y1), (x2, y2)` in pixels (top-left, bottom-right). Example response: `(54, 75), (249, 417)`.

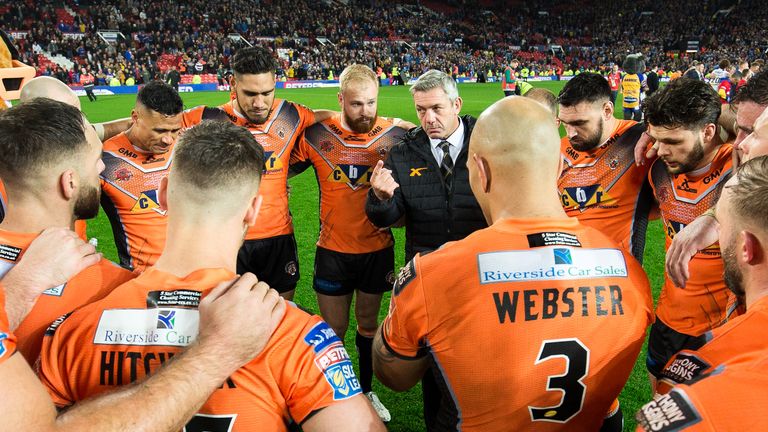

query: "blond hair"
(339, 64), (378, 92)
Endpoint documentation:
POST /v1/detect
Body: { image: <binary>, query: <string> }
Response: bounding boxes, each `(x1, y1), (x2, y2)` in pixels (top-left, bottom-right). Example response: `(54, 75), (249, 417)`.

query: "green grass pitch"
(79, 82), (665, 431)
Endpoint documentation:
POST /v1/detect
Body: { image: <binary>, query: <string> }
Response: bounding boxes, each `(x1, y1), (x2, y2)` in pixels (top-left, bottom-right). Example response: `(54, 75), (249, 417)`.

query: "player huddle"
(0, 46), (767, 431)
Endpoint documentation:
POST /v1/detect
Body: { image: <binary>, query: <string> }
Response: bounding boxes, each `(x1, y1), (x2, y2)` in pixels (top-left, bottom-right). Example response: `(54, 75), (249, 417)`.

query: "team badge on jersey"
(303, 321), (361, 400)
(561, 185), (614, 210)
(115, 168), (133, 182)
(131, 190), (161, 213)
(328, 164), (372, 188)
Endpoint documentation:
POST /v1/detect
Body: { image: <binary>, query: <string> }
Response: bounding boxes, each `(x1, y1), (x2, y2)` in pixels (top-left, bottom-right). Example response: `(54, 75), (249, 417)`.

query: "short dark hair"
(137, 80), (183, 116)
(0, 98), (87, 186)
(734, 69), (768, 106)
(557, 73), (612, 107)
(643, 78), (720, 130)
(174, 121), (265, 192)
(231, 47), (278, 76)
(730, 155), (768, 232)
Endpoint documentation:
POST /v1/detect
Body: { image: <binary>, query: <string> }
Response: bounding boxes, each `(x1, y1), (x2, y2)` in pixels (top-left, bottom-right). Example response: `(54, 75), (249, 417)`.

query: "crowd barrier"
(67, 75), (674, 96)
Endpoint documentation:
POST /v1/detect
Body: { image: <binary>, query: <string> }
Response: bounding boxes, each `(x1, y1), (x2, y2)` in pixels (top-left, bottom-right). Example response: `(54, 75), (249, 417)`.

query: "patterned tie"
(438, 140), (454, 191)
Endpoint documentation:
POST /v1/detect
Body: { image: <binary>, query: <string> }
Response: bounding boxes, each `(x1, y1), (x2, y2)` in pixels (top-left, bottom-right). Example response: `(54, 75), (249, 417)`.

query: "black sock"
(355, 331), (374, 393)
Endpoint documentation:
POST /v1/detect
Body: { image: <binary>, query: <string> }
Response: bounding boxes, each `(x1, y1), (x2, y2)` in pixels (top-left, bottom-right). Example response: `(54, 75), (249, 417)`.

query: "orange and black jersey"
(649, 144), (733, 336)
(215, 100), (315, 241)
(100, 133), (174, 272)
(382, 217), (653, 431)
(636, 354), (768, 431)
(100, 106), (229, 272)
(0, 284), (16, 365)
(39, 267), (363, 431)
(0, 229), (134, 364)
(558, 120), (654, 262)
(656, 295), (768, 395)
(292, 115), (404, 253)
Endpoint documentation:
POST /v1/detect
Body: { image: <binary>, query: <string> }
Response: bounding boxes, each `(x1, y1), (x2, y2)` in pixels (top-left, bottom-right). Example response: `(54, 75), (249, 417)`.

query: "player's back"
(99, 132), (173, 271)
(39, 267), (362, 431)
(295, 115), (404, 253)
(401, 217), (652, 430)
(558, 121), (653, 261)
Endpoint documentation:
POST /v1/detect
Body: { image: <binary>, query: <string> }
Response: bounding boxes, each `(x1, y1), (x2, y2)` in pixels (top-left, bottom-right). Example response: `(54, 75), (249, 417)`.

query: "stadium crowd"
(2, 0), (768, 431)
(3, 0), (768, 86)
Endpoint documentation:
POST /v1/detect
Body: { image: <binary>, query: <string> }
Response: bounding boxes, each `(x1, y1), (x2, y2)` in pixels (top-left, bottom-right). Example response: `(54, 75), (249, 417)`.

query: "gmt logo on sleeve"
(304, 321), (362, 400)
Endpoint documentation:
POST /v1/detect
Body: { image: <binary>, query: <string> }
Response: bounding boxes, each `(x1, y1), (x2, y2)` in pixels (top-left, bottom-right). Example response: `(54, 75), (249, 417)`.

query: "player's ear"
(244, 194), (263, 227)
(702, 123), (717, 144)
(337, 91), (343, 107)
(602, 101), (613, 120)
(130, 108), (139, 124)
(454, 96), (463, 114)
(473, 153), (491, 193)
(741, 231), (762, 265)
(158, 176), (169, 212)
(59, 169), (77, 201)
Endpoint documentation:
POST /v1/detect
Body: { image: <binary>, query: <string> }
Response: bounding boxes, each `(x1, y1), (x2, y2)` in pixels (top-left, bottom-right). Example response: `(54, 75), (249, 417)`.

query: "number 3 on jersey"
(529, 338), (590, 423)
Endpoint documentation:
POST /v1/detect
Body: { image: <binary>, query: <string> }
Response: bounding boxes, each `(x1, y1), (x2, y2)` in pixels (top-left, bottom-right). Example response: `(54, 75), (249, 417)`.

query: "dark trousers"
(84, 84), (96, 101)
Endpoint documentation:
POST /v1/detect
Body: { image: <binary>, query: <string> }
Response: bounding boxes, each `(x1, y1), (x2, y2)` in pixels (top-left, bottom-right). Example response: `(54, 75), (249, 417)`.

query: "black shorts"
(646, 318), (708, 378)
(236, 234), (299, 293)
(313, 246), (394, 296)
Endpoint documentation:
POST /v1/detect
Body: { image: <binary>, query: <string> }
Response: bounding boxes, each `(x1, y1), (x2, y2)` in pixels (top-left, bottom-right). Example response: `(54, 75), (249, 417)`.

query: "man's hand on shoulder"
(665, 212), (720, 288)
(2, 227), (101, 328)
(634, 131), (657, 166)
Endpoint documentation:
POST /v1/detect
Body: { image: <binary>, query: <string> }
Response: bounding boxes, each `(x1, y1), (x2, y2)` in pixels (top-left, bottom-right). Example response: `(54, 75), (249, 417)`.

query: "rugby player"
(291, 64), (413, 422)
(557, 73), (653, 261)
(99, 80), (223, 272)
(373, 96), (652, 431)
(39, 121), (385, 432)
(184, 46), (336, 300)
(642, 78), (733, 390)
(637, 157), (768, 429)
(1, 76), (132, 237)
(664, 69), (768, 289)
(0, 101), (287, 432)
(0, 99), (135, 364)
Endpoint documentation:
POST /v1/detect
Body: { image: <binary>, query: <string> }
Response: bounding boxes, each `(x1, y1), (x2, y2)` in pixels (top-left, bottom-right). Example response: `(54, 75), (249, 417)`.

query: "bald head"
(471, 96), (560, 170)
(468, 96), (565, 222)
(20, 76), (81, 110)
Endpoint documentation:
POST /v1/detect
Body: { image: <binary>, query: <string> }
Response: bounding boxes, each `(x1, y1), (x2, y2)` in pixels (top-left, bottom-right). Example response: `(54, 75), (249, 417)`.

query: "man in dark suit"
(366, 69), (487, 429)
